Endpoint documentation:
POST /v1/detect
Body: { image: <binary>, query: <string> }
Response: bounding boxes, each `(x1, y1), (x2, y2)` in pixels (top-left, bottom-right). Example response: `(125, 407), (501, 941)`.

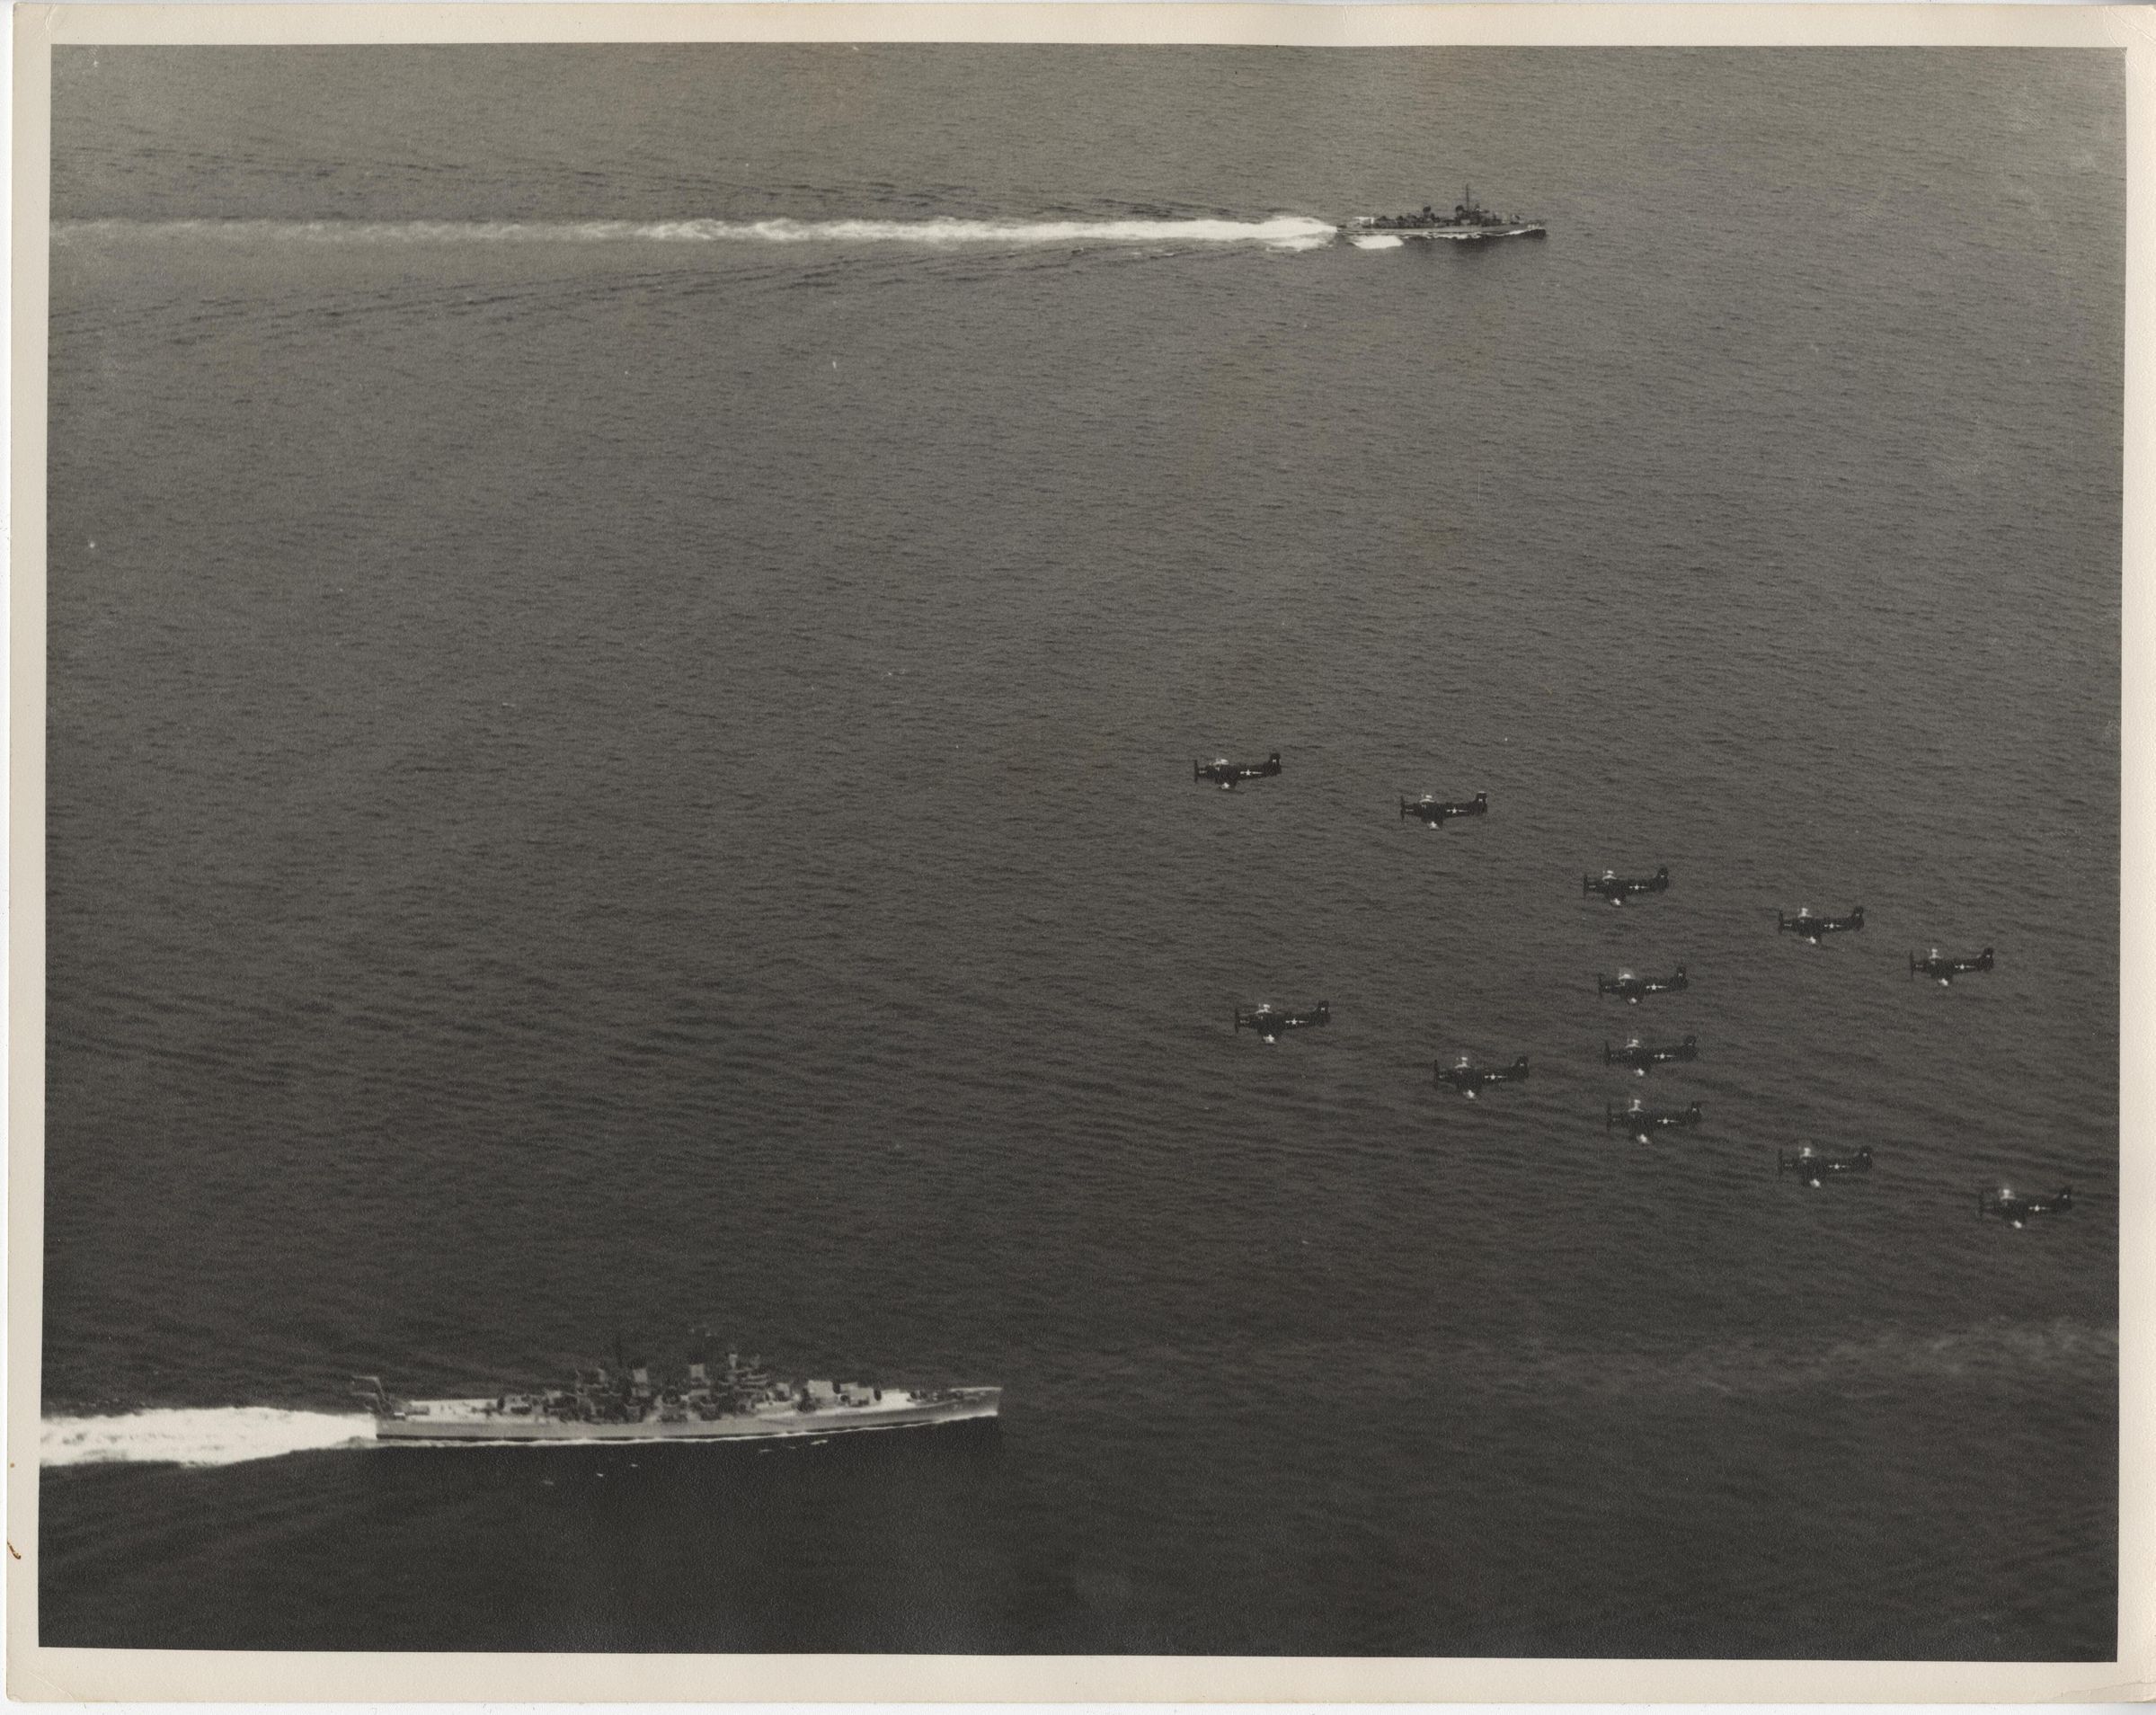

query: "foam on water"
(1526, 1319), (2117, 1401)
(53, 216), (1337, 251)
(41, 1408), (376, 1468)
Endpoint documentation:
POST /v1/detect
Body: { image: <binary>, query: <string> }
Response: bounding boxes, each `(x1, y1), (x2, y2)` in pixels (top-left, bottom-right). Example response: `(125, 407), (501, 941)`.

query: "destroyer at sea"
(1340, 186), (1546, 243)
(352, 1345), (1000, 1444)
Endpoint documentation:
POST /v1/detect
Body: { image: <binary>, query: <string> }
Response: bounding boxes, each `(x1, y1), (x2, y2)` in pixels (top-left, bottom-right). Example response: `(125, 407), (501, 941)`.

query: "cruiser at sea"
(351, 1345), (1000, 1444)
(1340, 187), (1546, 243)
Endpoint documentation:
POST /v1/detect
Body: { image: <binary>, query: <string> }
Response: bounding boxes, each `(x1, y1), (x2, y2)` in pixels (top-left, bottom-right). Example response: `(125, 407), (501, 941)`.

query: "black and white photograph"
(13, 4), (2139, 1692)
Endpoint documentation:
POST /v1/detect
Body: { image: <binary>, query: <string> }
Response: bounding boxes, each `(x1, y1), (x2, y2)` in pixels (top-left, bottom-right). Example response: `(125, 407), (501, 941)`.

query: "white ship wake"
(55, 216), (1336, 251)
(41, 1408), (377, 1468)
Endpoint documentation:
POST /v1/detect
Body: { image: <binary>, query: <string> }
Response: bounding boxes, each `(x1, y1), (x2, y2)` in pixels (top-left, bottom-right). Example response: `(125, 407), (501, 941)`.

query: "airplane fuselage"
(1781, 907), (1864, 943)
(1600, 970), (1686, 1003)
(1606, 1036), (1697, 1073)
(1913, 947), (1994, 984)
(1779, 1146), (1871, 1183)
(1196, 754), (1282, 791)
(1435, 1056), (1528, 1096)
(1585, 869), (1670, 906)
(1403, 794), (1487, 827)
(1609, 1101), (1701, 1140)
(1979, 1186), (2070, 1226)
(1236, 1002), (1328, 1042)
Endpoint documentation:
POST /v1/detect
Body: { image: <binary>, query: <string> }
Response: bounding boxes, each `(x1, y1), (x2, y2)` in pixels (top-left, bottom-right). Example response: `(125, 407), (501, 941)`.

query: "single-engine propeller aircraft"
(1778, 905), (1866, 944)
(1977, 1185), (2072, 1228)
(1433, 1053), (1530, 1097)
(1583, 866), (1670, 906)
(1193, 752), (1282, 791)
(1778, 1145), (1873, 1186)
(1597, 965), (1688, 1004)
(1606, 1098), (1703, 1142)
(1603, 1035), (1699, 1075)
(1912, 946), (1994, 985)
(1233, 1000), (1329, 1043)
(1401, 792), (1488, 828)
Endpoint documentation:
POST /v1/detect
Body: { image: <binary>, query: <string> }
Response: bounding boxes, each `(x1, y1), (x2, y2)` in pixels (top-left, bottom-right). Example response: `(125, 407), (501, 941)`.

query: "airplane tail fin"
(1399, 796), (1408, 819)
(1473, 792), (1488, 808)
(1850, 906), (1865, 928)
(1979, 947), (1995, 969)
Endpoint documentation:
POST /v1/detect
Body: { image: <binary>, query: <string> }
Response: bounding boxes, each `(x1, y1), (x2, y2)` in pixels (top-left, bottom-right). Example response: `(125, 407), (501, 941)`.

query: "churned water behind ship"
(41, 46), (2119, 1656)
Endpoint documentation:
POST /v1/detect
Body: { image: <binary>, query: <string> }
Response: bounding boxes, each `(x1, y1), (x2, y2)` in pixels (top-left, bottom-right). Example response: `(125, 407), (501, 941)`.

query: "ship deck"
(371, 1387), (1001, 1444)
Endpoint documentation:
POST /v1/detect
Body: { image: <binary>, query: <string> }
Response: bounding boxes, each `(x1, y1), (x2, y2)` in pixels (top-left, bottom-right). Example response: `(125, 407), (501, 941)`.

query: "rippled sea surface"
(41, 46), (2120, 1656)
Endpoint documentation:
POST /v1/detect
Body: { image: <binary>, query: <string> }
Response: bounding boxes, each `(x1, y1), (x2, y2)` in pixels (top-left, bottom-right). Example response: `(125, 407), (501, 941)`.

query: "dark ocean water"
(40, 46), (2121, 1657)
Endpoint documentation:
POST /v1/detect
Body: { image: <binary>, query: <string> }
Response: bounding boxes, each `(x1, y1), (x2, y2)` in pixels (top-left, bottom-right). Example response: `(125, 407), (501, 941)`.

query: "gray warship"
(1341, 187), (1547, 243)
(352, 1345), (1000, 1444)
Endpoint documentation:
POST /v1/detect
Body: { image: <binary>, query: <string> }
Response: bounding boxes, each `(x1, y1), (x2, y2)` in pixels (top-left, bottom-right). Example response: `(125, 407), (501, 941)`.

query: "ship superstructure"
(352, 1345), (999, 1444)
(1340, 187), (1546, 243)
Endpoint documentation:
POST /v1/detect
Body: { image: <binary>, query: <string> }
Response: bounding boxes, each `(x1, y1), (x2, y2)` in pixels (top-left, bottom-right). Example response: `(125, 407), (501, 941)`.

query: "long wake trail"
(54, 216), (1337, 251)
(41, 1408), (377, 1468)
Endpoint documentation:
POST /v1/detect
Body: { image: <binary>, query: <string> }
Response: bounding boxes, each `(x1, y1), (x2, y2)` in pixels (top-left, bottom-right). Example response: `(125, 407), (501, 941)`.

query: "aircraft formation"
(1195, 747), (2071, 1226)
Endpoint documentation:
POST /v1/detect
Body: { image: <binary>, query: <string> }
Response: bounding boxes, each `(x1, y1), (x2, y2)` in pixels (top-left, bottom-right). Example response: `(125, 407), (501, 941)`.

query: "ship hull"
(1425, 226), (1545, 241)
(370, 1387), (1000, 1444)
(1341, 222), (1546, 243)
